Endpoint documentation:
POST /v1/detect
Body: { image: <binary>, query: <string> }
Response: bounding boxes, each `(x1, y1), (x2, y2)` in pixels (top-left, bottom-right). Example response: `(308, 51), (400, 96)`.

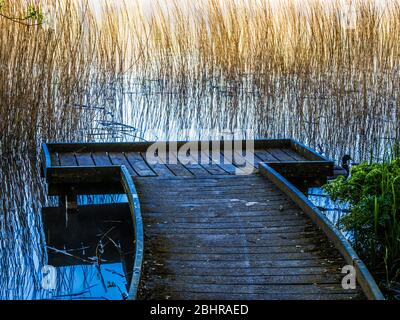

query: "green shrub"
(324, 157), (400, 295)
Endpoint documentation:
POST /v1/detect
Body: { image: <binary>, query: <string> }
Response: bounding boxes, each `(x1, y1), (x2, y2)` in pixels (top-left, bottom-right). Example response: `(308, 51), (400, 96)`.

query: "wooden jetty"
(40, 139), (384, 300)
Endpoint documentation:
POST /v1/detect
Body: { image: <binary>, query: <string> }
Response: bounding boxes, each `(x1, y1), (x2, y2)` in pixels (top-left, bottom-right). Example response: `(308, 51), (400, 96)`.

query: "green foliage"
(324, 156), (400, 293)
(0, 1), (44, 25)
(26, 3), (44, 24)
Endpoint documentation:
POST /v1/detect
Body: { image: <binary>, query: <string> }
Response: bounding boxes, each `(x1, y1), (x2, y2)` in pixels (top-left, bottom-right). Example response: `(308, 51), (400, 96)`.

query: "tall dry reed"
(1, 0), (399, 161)
(0, 0), (134, 156)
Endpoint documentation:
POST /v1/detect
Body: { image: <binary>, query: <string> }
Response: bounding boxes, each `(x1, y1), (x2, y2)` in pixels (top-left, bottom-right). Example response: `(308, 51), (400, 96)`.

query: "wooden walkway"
(40, 139), (384, 300)
(137, 175), (362, 300)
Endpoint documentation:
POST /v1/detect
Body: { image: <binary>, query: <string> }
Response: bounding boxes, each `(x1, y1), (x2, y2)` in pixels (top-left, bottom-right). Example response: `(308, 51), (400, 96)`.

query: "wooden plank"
(47, 166), (121, 184)
(144, 220), (311, 230)
(219, 150), (250, 175)
(58, 152), (77, 166)
(208, 151), (239, 175)
(139, 193), (290, 203)
(179, 150), (211, 177)
(267, 148), (295, 161)
(144, 226), (315, 236)
(135, 175), (265, 185)
(137, 187), (282, 197)
(142, 274), (344, 285)
(142, 257), (341, 269)
(109, 152), (137, 176)
(137, 183), (270, 191)
(142, 291), (361, 300)
(138, 192), (285, 202)
(139, 152), (174, 177)
(147, 245), (322, 255)
(142, 213), (305, 223)
(232, 149), (256, 167)
(140, 206), (299, 215)
(141, 210), (304, 220)
(141, 234), (332, 250)
(281, 148), (307, 161)
(138, 183), (269, 191)
(142, 282), (355, 294)
(164, 150), (194, 176)
(198, 150), (229, 175)
(125, 152), (156, 177)
(150, 149), (192, 177)
(142, 230), (324, 241)
(48, 182), (124, 196)
(146, 247), (321, 256)
(147, 263), (340, 275)
(254, 149), (279, 162)
(140, 200), (298, 213)
(142, 250), (340, 261)
(75, 152), (95, 166)
(92, 152), (112, 166)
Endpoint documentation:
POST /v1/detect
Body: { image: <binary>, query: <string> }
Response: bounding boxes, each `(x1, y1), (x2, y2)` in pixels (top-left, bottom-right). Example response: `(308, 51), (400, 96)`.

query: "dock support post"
(59, 188), (78, 212)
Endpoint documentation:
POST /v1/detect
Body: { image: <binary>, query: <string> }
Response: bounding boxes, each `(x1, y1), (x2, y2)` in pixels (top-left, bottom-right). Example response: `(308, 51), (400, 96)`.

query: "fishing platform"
(40, 139), (384, 300)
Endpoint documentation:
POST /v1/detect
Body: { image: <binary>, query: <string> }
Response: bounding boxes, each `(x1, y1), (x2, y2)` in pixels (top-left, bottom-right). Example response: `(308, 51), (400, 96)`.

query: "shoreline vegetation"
(0, 0), (399, 160)
(0, 0), (399, 299)
(324, 148), (400, 299)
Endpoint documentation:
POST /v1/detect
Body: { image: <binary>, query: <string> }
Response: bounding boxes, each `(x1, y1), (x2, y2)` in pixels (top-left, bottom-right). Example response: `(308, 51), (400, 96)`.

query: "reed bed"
(125, 0), (400, 162)
(0, 0), (399, 160)
(0, 0), (132, 156)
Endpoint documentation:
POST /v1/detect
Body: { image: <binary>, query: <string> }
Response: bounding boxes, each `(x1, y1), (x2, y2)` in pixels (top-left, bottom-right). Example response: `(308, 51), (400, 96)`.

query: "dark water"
(0, 156), (134, 299)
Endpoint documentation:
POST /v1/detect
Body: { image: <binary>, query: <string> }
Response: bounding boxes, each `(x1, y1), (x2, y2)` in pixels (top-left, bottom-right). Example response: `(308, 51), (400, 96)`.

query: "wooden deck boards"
(48, 147), (311, 178)
(136, 174), (364, 300)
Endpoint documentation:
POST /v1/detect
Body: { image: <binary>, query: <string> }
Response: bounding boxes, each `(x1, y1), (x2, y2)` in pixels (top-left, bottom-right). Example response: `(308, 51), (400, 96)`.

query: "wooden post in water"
(59, 188), (78, 212)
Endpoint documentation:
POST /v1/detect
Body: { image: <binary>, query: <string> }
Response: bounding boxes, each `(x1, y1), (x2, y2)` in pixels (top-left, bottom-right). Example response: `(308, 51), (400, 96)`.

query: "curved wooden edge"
(40, 143), (52, 177)
(120, 166), (144, 300)
(259, 162), (385, 300)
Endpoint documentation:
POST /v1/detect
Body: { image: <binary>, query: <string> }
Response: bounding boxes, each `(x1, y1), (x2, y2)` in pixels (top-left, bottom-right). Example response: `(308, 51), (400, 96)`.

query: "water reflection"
(0, 154), (134, 300)
(42, 199), (134, 301)
(307, 187), (352, 239)
(0, 157), (47, 299)
(51, 263), (128, 300)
